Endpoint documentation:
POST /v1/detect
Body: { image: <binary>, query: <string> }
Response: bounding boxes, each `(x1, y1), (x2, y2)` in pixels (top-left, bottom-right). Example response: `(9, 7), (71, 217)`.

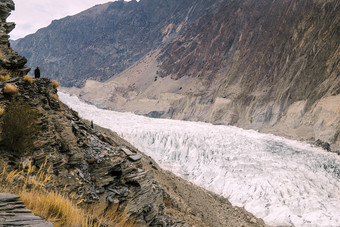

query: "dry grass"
(3, 84), (18, 94)
(20, 190), (93, 226)
(0, 159), (134, 227)
(52, 80), (60, 88)
(0, 72), (10, 81)
(0, 104), (5, 116)
(23, 75), (34, 84)
(49, 93), (61, 102)
(86, 203), (134, 227)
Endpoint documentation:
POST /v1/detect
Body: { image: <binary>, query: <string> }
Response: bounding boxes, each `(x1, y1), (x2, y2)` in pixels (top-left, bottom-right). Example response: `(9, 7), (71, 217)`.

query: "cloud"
(8, 0), (121, 40)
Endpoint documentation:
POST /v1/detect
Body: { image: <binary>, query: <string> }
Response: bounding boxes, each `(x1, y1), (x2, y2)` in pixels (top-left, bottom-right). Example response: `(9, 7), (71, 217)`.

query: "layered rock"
(66, 0), (340, 151)
(0, 193), (53, 226)
(0, 78), (165, 225)
(0, 0), (28, 74)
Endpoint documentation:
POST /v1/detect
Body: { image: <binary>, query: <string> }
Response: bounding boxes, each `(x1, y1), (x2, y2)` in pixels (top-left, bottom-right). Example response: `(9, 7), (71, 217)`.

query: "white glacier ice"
(59, 92), (340, 227)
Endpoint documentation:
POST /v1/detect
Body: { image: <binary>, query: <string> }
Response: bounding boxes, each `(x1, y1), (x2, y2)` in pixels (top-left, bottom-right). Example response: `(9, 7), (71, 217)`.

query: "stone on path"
(0, 193), (53, 227)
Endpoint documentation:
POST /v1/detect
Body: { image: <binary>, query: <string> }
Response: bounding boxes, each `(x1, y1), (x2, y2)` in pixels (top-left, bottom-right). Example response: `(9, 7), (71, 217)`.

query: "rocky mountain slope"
(0, 2), (266, 226)
(11, 0), (220, 87)
(0, 77), (167, 226)
(0, 75), (267, 227)
(64, 0), (340, 151)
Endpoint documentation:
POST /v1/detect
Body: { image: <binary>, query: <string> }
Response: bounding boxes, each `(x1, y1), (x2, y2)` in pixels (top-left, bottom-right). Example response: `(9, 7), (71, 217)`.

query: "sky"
(8, 0), (133, 40)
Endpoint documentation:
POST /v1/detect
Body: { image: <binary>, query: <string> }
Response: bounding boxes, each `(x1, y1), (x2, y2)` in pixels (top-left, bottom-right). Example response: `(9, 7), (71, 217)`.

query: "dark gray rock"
(0, 193), (53, 226)
(0, 194), (20, 202)
(0, 0), (14, 20)
(146, 111), (165, 119)
(0, 0), (29, 74)
(314, 139), (331, 152)
(129, 154), (142, 162)
(121, 147), (135, 156)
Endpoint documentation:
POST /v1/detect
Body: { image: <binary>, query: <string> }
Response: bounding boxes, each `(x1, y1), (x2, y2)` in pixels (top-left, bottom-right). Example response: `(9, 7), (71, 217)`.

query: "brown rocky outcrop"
(0, 0), (28, 75)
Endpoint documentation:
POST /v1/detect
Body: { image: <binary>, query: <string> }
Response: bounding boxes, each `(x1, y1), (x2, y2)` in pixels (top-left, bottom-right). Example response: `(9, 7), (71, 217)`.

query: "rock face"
(0, 193), (53, 227)
(156, 0), (340, 150)
(65, 0), (340, 151)
(0, 0), (28, 74)
(0, 77), (265, 226)
(11, 0), (219, 87)
(0, 78), (165, 225)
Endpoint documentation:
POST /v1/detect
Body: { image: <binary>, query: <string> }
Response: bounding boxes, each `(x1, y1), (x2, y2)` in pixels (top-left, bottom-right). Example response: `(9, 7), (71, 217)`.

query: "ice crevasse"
(59, 92), (340, 227)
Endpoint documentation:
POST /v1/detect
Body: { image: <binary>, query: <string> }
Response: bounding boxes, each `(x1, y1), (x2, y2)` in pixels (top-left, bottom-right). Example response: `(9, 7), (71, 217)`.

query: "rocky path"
(0, 193), (53, 227)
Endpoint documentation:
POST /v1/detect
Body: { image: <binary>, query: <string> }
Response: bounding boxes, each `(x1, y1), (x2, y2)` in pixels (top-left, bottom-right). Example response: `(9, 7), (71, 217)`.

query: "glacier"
(59, 92), (340, 227)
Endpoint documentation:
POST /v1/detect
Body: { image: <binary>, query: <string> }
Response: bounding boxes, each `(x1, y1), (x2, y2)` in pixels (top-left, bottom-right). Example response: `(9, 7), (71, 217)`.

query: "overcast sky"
(8, 0), (132, 40)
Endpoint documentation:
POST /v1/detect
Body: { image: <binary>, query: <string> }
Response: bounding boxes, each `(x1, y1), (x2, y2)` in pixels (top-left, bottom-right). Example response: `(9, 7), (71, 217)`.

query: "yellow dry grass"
(52, 80), (60, 88)
(0, 104), (5, 116)
(23, 75), (34, 84)
(0, 71), (11, 81)
(20, 190), (96, 227)
(3, 84), (18, 94)
(86, 203), (134, 227)
(0, 158), (134, 227)
(49, 93), (60, 102)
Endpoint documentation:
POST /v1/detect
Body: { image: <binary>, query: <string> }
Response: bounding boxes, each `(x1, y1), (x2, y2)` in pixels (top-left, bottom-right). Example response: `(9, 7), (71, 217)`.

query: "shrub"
(1, 97), (40, 154)
(23, 75), (34, 84)
(3, 84), (18, 94)
(49, 93), (60, 102)
(52, 80), (59, 88)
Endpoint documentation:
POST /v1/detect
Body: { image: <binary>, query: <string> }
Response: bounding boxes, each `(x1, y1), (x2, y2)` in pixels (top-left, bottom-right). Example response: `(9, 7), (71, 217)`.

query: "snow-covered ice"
(59, 92), (340, 226)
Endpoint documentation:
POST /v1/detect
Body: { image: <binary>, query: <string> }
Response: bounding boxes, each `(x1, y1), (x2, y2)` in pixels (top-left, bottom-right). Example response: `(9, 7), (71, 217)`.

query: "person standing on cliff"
(34, 66), (40, 78)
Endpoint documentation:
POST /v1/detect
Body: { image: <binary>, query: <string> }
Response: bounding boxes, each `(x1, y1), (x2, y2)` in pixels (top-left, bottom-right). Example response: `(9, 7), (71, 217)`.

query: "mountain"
(64, 0), (340, 151)
(10, 0), (340, 150)
(11, 0), (220, 87)
(0, 2), (266, 226)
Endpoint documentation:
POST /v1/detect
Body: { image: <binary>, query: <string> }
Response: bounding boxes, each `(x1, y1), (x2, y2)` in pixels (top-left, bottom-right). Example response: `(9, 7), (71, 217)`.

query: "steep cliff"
(67, 0), (340, 151)
(0, 77), (170, 225)
(0, 0), (28, 75)
(11, 0), (220, 87)
(157, 0), (340, 149)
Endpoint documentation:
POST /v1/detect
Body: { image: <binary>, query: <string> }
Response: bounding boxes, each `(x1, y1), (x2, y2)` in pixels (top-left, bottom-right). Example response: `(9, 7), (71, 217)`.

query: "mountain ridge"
(10, 0), (340, 149)
(12, 0), (221, 87)
(63, 0), (340, 151)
